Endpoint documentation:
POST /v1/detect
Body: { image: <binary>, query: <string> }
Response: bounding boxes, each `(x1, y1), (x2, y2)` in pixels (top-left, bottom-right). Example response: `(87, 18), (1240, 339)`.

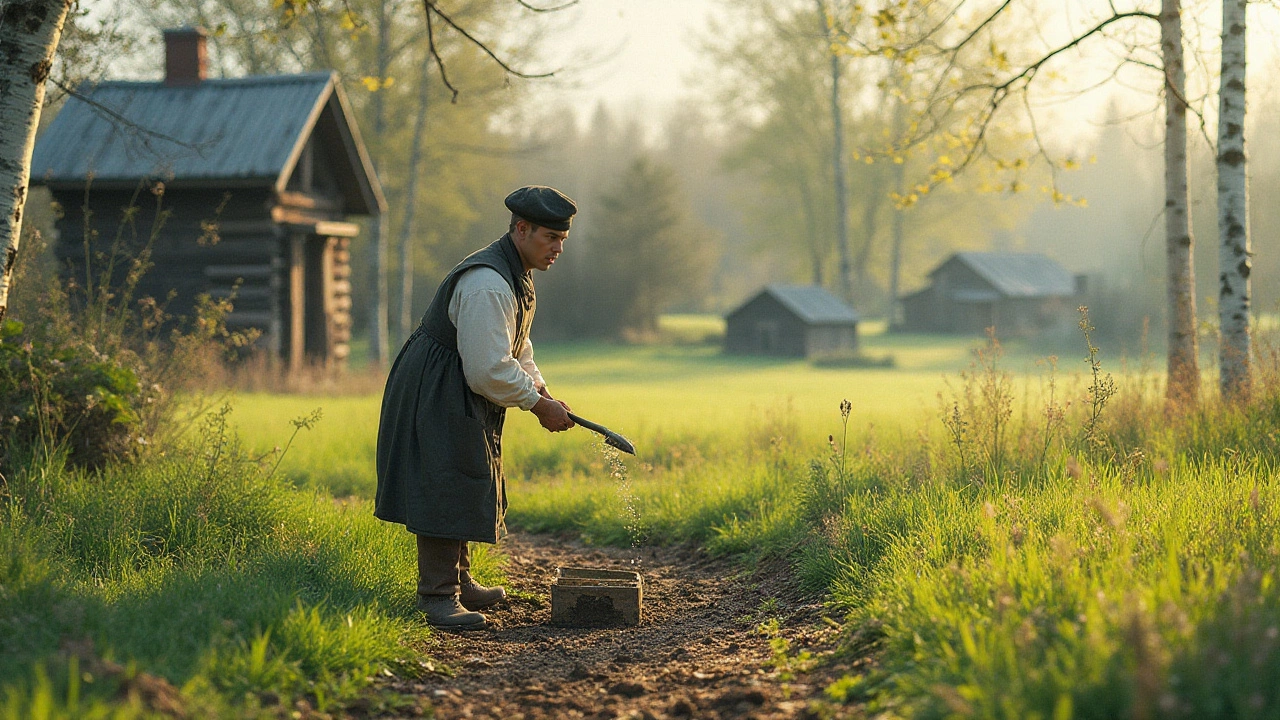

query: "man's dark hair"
(509, 213), (541, 234)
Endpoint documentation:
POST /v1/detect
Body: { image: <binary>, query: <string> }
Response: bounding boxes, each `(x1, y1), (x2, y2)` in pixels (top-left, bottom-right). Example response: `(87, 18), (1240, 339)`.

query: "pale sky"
(541, 0), (719, 124)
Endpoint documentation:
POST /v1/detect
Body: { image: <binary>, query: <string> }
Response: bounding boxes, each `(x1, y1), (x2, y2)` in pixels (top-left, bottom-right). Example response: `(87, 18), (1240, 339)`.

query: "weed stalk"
(1078, 306), (1117, 461)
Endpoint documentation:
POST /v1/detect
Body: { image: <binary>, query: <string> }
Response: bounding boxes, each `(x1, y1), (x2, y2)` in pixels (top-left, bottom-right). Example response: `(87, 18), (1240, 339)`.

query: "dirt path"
(380, 532), (865, 719)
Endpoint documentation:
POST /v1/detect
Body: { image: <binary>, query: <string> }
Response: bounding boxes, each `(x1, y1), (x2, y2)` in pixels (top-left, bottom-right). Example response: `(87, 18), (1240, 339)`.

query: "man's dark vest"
(374, 234), (534, 542)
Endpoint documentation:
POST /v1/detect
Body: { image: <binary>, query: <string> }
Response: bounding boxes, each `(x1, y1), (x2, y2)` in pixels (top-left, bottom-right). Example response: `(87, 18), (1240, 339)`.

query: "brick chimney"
(164, 27), (207, 86)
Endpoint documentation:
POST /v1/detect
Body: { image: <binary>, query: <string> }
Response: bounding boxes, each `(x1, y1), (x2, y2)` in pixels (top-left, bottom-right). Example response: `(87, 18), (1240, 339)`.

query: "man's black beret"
(505, 186), (577, 231)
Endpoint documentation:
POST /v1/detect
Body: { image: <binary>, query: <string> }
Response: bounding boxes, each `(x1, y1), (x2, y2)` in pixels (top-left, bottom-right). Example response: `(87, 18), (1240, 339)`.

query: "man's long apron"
(374, 233), (534, 543)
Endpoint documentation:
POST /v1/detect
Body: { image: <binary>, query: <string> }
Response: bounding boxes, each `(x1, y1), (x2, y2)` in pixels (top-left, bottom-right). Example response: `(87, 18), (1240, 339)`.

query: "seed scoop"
(567, 412), (636, 455)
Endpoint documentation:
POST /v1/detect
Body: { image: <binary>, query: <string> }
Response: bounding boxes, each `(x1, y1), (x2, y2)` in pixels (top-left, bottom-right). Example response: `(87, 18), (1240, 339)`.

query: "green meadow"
(226, 321), (1280, 718)
(233, 322), (1067, 501)
(8, 317), (1280, 717)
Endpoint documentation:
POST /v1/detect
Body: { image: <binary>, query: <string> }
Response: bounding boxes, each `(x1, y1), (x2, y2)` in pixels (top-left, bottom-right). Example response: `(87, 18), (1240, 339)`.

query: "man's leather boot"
(459, 542), (507, 611)
(417, 595), (487, 630)
(416, 535), (489, 626)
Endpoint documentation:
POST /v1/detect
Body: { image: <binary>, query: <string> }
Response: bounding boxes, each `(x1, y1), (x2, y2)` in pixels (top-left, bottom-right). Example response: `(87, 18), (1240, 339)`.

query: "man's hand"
(531, 396), (574, 432)
(538, 386), (572, 414)
(537, 386), (573, 415)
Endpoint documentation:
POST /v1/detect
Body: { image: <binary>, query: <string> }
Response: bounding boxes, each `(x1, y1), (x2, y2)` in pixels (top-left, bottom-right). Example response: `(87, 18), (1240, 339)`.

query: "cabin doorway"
(283, 232), (334, 370)
(279, 222), (355, 371)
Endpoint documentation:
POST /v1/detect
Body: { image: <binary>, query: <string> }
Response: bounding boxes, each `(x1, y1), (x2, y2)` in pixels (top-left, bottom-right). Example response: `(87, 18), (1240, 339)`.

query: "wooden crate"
(551, 567), (642, 627)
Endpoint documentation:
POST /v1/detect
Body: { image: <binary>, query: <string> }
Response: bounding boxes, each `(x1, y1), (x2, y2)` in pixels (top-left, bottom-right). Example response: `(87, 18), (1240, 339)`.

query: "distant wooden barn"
(29, 28), (386, 370)
(725, 284), (859, 358)
(899, 252), (1084, 335)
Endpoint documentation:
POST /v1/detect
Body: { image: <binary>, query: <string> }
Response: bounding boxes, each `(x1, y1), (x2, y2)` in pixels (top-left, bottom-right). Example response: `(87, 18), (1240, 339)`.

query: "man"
(375, 186), (577, 630)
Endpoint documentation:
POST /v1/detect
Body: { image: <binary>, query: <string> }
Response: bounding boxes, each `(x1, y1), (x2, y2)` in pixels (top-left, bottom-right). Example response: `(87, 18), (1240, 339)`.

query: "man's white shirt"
(447, 266), (545, 411)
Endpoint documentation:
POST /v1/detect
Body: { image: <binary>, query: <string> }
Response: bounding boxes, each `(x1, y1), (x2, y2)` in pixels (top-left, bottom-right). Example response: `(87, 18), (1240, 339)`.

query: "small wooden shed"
(899, 252), (1083, 335)
(30, 28), (386, 370)
(725, 284), (859, 358)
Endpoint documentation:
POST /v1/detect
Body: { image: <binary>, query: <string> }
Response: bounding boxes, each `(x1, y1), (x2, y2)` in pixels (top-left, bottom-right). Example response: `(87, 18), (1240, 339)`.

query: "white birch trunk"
(1160, 0), (1200, 405)
(0, 0), (72, 326)
(1217, 0), (1250, 402)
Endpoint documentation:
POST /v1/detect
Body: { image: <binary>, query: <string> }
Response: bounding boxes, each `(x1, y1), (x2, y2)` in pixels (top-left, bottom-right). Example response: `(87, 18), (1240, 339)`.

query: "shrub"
(0, 320), (152, 472)
(0, 185), (255, 474)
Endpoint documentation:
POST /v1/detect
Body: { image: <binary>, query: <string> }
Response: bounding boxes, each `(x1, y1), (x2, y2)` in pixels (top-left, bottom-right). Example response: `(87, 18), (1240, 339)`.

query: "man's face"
(513, 221), (568, 272)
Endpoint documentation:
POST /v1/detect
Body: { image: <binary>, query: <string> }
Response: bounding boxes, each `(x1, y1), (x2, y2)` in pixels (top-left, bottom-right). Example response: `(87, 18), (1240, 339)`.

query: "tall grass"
(843, 456), (1280, 718)
(0, 406), (503, 715)
(749, 327), (1280, 717)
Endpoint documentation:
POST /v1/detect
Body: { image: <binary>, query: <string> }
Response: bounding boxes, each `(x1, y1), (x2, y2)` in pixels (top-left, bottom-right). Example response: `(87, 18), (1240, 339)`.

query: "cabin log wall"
(49, 186), (356, 368)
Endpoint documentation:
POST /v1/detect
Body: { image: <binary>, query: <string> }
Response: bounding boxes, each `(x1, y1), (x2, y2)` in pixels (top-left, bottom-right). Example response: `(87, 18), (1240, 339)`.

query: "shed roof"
(30, 72), (385, 214)
(936, 252), (1076, 298)
(732, 284), (859, 325)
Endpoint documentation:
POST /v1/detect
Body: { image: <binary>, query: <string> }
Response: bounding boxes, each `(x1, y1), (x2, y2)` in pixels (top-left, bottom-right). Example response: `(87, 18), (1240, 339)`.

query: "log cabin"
(725, 284), (860, 358)
(899, 252), (1086, 336)
(29, 28), (386, 370)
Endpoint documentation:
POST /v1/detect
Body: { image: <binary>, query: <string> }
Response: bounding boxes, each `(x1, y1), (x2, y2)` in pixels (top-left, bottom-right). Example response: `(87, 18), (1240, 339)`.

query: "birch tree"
(318, 0), (561, 365)
(0, 0), (73, 327)
(706, 0), (903, 297)
(1216, 0), (1250, 401)
(1161, 0), (1200, 405)
(705, 0), (1027, 312)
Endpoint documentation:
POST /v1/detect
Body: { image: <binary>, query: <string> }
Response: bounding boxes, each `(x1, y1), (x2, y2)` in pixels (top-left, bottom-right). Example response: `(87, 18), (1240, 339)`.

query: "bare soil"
(378, 532), (869, 719)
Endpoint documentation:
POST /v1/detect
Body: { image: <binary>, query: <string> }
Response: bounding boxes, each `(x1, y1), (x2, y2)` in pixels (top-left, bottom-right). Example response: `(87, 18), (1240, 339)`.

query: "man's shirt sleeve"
(517, 337), (545, 393)
(447, 267), (542, 410)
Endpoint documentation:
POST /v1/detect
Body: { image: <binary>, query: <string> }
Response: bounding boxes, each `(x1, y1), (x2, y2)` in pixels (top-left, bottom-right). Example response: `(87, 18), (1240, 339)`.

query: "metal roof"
(941, 252), (1076, 298)
(30, 72), (385, 214)
(750, 284), (859, 324)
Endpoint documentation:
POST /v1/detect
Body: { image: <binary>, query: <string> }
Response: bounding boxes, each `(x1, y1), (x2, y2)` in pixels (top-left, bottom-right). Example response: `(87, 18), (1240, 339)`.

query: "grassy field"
(233, 325), (1086, 501)
(9, 318), (1280, 717)
(226, 323), (1280, 717)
